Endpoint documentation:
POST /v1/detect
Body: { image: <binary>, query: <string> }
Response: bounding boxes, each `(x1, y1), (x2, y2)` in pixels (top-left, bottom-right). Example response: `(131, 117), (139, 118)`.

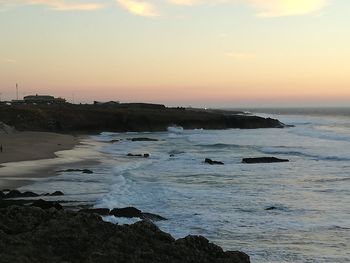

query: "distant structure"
(23, 94), (66, 104)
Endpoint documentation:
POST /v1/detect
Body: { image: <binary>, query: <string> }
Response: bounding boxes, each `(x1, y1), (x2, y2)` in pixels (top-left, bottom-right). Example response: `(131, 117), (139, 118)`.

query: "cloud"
(116, 0), (160, 16)
(0, 0), (106, 11)
(5, 59), (17, 63)
(248, 0), (330, 17)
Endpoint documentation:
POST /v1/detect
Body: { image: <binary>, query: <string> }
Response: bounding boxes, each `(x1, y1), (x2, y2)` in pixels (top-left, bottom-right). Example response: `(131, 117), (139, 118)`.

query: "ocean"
(20, 108), (350, 262)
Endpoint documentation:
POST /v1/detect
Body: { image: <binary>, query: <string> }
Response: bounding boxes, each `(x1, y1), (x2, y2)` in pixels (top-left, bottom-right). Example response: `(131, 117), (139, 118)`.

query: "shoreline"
(0, 131), (100, 189)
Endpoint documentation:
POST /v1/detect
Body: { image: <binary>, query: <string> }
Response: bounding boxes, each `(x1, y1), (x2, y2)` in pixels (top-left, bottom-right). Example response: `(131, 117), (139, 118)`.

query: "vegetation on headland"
(0, 103), (284, 133)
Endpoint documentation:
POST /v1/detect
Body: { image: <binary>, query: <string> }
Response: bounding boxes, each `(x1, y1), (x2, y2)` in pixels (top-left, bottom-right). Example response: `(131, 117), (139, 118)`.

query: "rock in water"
(242, 157), (289, 164)
(128, 137), (159, 141)
(0, 206), (250, 263)
(110, 207), (142, 218)
(205, 158), (224, 165)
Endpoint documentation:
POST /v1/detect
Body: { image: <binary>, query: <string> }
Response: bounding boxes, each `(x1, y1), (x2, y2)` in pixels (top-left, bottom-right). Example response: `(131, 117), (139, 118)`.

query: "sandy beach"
(0, 132), (80, 189)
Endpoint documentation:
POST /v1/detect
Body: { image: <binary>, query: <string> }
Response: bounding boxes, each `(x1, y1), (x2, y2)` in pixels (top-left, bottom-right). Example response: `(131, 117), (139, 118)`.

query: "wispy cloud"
(116, 0), (160, 16)
(5, 59), (17, 63)
(248, 0), (330, 17)
(0, 0), (106, 11)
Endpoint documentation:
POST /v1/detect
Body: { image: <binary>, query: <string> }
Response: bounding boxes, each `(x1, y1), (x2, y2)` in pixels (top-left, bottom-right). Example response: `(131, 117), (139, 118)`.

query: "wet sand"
(0, 132), (88, 189)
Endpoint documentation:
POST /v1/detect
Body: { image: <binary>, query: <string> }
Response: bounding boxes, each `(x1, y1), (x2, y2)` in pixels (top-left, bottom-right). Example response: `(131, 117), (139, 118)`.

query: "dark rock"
(265, 206), (278, 210)
(109, 139), (119, 143)
(242, 157), (289, 164)
(205, 158), (224, 165)
(110, 207), (142, 218)
(50, 191), (64, 196)
(0, 191), (4, 199)
(79, 208), (110, 216)
(0, 206), (250, 263)
(59, 168), (93, 174)
(4, 190), (21, 198)
(127, 153), (150, 158)
(31, 199), (63, 210)
(4, 190), (39, 199)
(170, 154), (175, 157)
(128, 137), (159, 141)
(140, 212), (167, 221)
(127, 153), (142, 157)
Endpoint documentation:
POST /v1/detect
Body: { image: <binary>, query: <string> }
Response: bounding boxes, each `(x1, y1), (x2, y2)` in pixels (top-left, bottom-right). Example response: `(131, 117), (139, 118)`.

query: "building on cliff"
(23, 95), (66, 104)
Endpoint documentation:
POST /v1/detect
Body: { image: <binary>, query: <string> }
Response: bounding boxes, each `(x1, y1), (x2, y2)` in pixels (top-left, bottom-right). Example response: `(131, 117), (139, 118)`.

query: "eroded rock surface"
(0, 206), (250, 263)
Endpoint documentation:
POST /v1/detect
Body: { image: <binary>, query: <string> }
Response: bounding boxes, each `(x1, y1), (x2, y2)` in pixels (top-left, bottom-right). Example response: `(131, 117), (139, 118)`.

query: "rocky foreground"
(0, 206), (250, 263)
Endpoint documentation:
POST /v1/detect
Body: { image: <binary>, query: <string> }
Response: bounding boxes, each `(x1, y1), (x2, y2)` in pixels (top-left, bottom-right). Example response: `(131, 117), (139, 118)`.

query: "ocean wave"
(260, 147), (350, 161)
(167, 126), (184, 134)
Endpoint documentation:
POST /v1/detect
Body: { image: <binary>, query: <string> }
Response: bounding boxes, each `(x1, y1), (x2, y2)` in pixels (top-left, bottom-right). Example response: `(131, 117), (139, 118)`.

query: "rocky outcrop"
(0, 206), (250, 263)
(0, 104), (284, 133)
(31, 199), (63, 210)
(1, 190), (64, 199)
(205, 158), (224, 165)
(128, 137), (159, 142)
(127, 153), (150, 158)
(242, 157), (289, 164)
(58, 169), (94, 174)
(109, 207), (166, 221)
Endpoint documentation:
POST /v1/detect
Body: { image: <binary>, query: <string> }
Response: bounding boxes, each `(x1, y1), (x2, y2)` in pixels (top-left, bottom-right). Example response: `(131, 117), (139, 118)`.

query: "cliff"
(0, 104), (284, 133)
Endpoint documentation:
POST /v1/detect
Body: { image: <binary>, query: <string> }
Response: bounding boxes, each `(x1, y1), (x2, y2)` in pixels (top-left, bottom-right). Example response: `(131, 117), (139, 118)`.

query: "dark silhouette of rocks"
(4, 190), (40, 199)
(128, 137), (159, 141)
(31, 199), (63, 210)
(0, 206), (250, 263)
(110, 207), (142, 218)
(109, 207), (167, 221)
(79, 208), (111, 216)
(127, 153), (150, 158)
(44, 191), (64, 196)
(0, 103), (284, 133)
(59, 168), (94, 174)
(140, 212), (167, 221)
(205, 158), (224, 165)
(242, 157), (289, 164)
(265, 206), (278, 210)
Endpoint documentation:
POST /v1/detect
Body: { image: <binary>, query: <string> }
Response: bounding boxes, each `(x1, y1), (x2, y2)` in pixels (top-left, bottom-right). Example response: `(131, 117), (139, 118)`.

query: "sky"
(0, 0), (349, 107)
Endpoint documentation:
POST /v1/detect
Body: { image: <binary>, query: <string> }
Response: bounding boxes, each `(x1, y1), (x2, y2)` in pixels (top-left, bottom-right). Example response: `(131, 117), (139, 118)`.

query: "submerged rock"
(205, 158), (224, 165)
(44, 191), (64, 196)
(59, 169), (94, 174)
(128, 137), (159, 141)
(140, 212), (167, 221)
(242, 157), (289, 164)
(127, 153), (150, 158)
(0, 206), (250, 263)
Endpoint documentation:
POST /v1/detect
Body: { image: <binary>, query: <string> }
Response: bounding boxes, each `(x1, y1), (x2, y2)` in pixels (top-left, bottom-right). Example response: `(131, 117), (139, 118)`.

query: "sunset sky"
(0, 0), (349, 107)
